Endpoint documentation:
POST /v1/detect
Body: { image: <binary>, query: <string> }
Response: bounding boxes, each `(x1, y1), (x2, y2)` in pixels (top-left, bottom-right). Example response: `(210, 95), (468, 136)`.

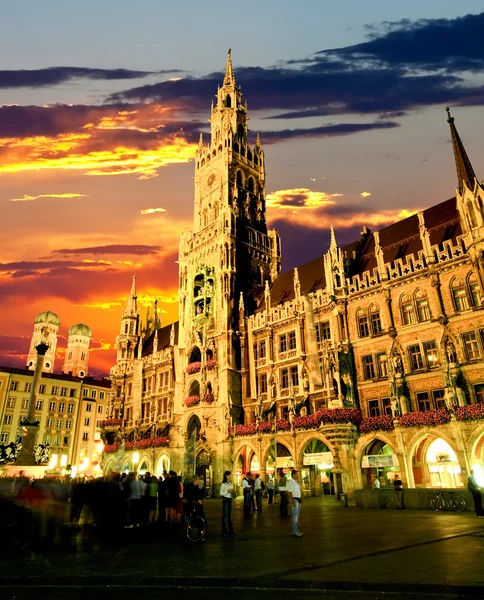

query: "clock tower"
(174, 50), (281, 479)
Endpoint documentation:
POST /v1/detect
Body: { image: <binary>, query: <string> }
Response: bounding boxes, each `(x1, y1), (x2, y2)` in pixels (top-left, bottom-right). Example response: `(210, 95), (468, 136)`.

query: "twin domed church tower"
(27, 310), (92, 377)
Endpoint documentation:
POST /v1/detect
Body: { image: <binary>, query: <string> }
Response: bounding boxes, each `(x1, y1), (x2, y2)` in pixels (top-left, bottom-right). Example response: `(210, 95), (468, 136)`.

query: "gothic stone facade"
(105, 54), (484, 496)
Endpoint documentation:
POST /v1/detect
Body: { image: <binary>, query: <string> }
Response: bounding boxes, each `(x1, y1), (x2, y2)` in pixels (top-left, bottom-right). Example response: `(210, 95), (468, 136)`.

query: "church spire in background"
(446, 107), (477, 193)
(123, 275), (138, 318)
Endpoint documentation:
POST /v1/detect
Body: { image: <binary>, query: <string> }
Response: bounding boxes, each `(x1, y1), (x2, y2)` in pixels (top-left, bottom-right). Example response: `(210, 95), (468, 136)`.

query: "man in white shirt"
(373, 475), (381, 489)
(286, 469), (303, 537)
(267, 478), (275, 504)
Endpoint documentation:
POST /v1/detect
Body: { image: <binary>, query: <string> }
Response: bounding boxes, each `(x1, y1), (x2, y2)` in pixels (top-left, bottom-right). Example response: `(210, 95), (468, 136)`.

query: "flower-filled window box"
(186, 362), (202, 375)
(205, 359), (217, 370)
(258, 421), (273, 434)
(319, 408), (362, 426)
(359, 415), (395, 434)
(203, 391), (215, 404)
(184, 395), (201, 408)
(276, 418), (290, 432)
(455, 404), (484, 421)
(152, 436), (170, 447)
(134, 439), (152, 449)
(125, 441), (134, 450)
(398, 408), (451, 428)
(103, 444), (119, 454)
(292, 413), (320, 430)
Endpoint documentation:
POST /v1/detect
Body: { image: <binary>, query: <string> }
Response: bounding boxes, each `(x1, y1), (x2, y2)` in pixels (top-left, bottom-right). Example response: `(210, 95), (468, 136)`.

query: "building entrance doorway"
(301, 439), (334, 496)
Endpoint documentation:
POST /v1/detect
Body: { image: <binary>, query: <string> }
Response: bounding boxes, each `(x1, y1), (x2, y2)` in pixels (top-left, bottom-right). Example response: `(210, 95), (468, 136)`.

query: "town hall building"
(104, 51), (484, 499)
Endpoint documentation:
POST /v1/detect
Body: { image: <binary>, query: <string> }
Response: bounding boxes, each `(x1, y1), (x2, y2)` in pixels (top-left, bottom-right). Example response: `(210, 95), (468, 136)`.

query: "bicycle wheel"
(186, 515), (206, 542)
(454, 497), (466, 513)
(430, 497), (445, 511)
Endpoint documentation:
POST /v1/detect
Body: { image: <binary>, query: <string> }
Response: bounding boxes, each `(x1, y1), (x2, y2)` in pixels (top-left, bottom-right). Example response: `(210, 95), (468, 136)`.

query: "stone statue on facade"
(302, 370), (309, 393)
(445, 340), (457, 365)
(390, 396), (401, 418)
(392, 351), (403, 376)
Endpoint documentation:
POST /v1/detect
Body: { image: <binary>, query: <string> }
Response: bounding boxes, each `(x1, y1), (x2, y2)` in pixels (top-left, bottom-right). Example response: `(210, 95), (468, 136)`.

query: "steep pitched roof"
(262, 196), (461, 309)
(142, 322), (179, 357)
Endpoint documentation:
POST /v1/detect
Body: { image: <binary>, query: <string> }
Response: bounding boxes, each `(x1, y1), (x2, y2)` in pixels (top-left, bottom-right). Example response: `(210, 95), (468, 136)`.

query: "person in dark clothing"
(69, 478), (84, 525)
(242, 472), (252, 516)
(468, 470), (484, 517)
(278, 469), (289, 517)
(393, 475), (405, 509)
(185, 475), (206, 523)
(157, 472), (168, 524)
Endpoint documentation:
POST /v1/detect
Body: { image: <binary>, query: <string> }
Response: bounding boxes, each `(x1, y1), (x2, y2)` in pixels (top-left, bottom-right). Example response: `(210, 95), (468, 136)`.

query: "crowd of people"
(0, 467), (304, 550)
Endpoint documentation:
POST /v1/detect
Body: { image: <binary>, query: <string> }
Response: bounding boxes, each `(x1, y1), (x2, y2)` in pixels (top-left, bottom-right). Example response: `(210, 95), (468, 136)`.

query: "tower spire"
(123, 274), (138, 318)
(224, 48), (235, 86)
(446, 107), (477, 193)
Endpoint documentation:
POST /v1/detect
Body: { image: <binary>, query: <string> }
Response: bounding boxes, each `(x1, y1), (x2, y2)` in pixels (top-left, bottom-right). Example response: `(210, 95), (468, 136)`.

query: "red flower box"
(292, 414), (320, 430)
(125, 441), (134, 450)
(398, 408), (451, 428)
(184, 395), (201, 407)
(205, 359), (217, 370)
(103, 444), (119, 454)
(276, 418), (291, 432)
(203, 391), (215, 404)
(455, 404), (484, 421)
(319, 408), (362, 426)
(134, 439), (152, 449)
(186, 362), (202, 375)
(359, 415), (395, 434)
(152, 436), (170, 447)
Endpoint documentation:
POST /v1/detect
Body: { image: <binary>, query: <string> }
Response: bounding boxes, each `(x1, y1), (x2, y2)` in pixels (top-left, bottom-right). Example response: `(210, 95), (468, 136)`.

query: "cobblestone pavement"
(2, 497), (484, 598)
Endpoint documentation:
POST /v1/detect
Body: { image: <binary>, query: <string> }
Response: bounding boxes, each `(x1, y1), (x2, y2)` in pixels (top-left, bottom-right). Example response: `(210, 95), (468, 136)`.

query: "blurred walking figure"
(468, 470), (484, 517)
(393, 474), (404, 509)
(287, 469), (303, 537)
(220, 471), (235, 537)
(278, 469), (289, 517)
(267, 478), (274, 504)
(165, 471), (179, 524)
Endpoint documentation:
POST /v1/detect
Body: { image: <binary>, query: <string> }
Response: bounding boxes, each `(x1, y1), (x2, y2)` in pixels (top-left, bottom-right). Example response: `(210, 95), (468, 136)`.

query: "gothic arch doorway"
(301, 439), (333, 497)
(196, 448), (212, 492)
(361, 439), (399, 489)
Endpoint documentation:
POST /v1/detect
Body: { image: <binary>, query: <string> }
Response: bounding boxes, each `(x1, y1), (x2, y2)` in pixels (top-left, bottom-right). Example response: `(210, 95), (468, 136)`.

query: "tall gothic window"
(369, 304), (382, 334)
(451, 277), (470, 311)
(415, 289), (431, 322)
(401, 294), (416, 325)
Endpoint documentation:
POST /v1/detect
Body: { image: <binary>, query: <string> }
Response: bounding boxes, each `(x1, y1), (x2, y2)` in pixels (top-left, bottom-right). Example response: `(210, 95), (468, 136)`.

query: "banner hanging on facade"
(362, 454), (398, 468)
(303, 452), (333, 467)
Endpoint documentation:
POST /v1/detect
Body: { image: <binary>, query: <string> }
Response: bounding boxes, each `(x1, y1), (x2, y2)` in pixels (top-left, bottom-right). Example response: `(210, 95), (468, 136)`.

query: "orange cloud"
(266, 188), (342, 210)
(9, 192), (87, 202)
(140, 207), (167, 215)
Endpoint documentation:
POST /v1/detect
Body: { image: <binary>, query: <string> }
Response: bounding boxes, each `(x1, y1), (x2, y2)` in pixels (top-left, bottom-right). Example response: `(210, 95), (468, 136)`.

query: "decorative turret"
(115, 275), (140, 363)
(324, 226), (346, 297)
(27, 311), (59, 373)
(446, 107), (477, 194)
(62, 323), (92, 377)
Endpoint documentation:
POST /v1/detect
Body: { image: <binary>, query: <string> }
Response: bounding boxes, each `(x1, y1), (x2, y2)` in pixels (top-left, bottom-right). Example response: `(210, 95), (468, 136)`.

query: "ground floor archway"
(360, 438), (400, 489)
(300, 438), (334, 497)
(411, 434), (463, 488)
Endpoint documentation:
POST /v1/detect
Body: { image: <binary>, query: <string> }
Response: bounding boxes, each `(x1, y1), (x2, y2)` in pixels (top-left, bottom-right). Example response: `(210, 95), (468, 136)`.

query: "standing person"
(393, 474), (404, 509)
(468, 470), (484, 517)
(267, 478), (274, 504)
(165, 471), (178, 524)
(254, 474), (262, 512)
(278, 469), (289, 517)
(220, 471), (235, 537)
(372, 474), (381, 509)
(287, 469), (303, 537)
(176, 475), (184, 523)
(157, 472), (168, 524)
(242, 472), (252, 516)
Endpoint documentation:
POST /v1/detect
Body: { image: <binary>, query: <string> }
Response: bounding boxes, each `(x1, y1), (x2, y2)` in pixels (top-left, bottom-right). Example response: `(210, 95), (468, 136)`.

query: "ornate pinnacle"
(329, 225), (337, 249)
(256, 132), (261, 147)
(198, 132), (204, 148)
(224, 48), (235, 85)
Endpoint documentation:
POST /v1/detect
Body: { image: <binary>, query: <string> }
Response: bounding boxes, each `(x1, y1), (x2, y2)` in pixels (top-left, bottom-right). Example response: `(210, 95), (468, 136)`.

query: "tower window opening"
(237, 123), (245, 141)
(233, 142), (239, 153)
(241, 145), (246, 157)
(236, 170), (243, 188)
(247, 149), (252, 161)
(218, 145), (223, 154)
(225, 94), (231, 108)
(248, 177), (255, 194)
(254, 155), (258, 166)
(212, 149), (216, 157)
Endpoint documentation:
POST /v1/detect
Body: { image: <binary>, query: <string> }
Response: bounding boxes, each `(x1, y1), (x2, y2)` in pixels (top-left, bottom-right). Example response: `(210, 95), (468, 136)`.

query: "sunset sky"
(1, 2), (483, 377)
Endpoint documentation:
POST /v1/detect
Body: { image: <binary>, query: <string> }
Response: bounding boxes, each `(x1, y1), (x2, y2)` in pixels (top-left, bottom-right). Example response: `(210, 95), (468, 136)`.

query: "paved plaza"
(2, 497), (484, 599)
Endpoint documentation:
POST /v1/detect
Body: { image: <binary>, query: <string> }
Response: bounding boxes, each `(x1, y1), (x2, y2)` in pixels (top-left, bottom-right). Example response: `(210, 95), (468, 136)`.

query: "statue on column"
(390, 396), (401, 418)
(392, 351), (403, 376)
(302, 370), (309, 394)
(445, 340), (457, 365)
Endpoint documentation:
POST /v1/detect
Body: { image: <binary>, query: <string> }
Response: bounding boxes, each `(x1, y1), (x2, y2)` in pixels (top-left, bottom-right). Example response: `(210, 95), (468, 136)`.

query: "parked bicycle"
(185, 501), (207, 542)
(430, 490), (466, 512)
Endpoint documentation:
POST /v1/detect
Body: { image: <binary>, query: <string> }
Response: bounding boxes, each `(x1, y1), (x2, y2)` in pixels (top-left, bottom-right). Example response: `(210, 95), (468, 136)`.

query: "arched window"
(124, 323), (129, 334)
(203, 209), (208, 228)
(218, 145), (223, 154)
(468, 273), (481, 307)
(206, 154), (210, 162)
(254, 155), (258, 166)
(189, 347), (201, 363)
(212, 149), (216, 157)
(236, 170), (243, 188)
(247, 177), (255, 193)
(237, 123), (245, 141)
(400, 293), (415, 325)
(129, 321), (134, 334)
(225, 94), (231, 108)
(201, 159), (205, 167)
(415, 289), (431, 322)
(247, 149), (252, 161)
(357, 308), (370, 338)
(233, 142), (239, 154)
(451, 277), (469, 311)
(369, 304), (382, 334)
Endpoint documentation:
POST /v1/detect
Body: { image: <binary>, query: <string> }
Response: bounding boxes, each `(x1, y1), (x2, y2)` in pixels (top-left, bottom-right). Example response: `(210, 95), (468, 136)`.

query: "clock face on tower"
(206, 170), (218, 190)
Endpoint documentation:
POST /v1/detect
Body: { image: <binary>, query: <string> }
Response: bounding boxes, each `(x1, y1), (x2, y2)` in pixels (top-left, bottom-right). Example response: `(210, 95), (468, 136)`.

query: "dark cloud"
(0, 260), (109, 272)
(0, 66), (181, 89)
(111, 12), (484, 120)
(52, 244), (163, 256)
(260, 121), (399, 143)
(330, 13), (484, 72)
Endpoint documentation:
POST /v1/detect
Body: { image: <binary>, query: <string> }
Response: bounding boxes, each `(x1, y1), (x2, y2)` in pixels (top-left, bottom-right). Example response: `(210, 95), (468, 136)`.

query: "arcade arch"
(360, 438), (399, 489)
(411, 434), (464, 488)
